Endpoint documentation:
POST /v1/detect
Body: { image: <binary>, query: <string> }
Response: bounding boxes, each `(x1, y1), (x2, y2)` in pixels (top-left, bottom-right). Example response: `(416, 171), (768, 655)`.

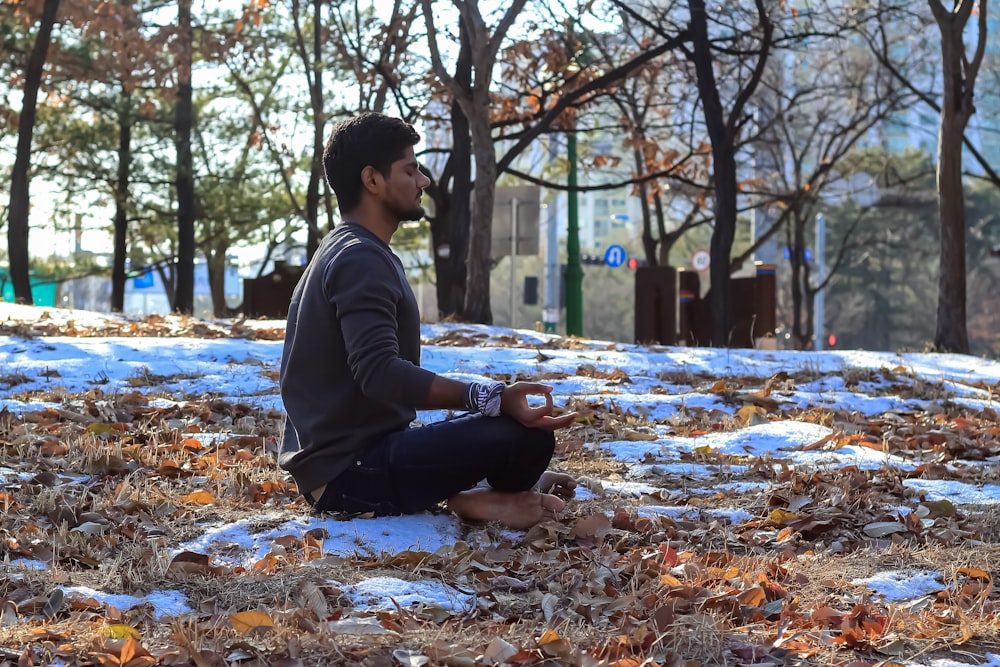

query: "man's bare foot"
(446, 488), (565, 530)
(536, 471), (577, 500)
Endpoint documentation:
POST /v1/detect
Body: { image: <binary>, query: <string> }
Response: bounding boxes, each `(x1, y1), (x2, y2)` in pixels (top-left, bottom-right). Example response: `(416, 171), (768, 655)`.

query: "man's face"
(383, 146), (431, 222)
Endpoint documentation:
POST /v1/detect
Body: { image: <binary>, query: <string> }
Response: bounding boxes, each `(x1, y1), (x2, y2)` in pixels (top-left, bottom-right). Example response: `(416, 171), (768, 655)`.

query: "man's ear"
(360, 165), (381, 194)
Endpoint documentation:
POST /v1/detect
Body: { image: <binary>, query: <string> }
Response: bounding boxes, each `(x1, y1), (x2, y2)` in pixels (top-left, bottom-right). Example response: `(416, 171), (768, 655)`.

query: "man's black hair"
(323, 112), (421, 214)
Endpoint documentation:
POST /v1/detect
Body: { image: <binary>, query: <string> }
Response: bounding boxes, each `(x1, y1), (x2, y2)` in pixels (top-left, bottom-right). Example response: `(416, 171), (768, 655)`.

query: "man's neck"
(342, 206), (397, 245)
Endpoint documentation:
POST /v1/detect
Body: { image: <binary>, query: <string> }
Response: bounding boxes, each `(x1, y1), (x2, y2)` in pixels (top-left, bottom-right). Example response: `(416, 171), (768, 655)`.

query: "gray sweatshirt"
(278, 223), (436, 494)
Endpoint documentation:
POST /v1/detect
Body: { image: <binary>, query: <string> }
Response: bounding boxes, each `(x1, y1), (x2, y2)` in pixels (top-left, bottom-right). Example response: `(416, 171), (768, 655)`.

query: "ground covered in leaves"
(0, 307), (997, 667)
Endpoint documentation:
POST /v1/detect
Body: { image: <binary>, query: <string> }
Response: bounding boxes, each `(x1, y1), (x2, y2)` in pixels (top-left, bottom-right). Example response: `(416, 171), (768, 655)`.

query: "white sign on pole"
(691, 250), (711, 272)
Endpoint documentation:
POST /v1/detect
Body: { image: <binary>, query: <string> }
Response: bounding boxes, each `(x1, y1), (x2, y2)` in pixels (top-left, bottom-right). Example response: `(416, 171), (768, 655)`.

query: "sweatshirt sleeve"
(325, 243), (436, 406)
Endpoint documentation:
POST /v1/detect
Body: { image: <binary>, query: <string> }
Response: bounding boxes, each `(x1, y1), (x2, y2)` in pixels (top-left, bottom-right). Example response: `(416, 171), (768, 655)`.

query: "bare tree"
(291, 0), (327, 259)
(423, 20), (473, 318)
(689, 0), (773, 346)
(927, 0), (988, 353)
(421, 0), (529, 323)
(580, 8), (710, 268)
(611, 0), (774, 346)
(420, 0), (690, 322)
(6, 0), (61, 305)
(173, 0), (195, 314)
(750, 15), (911, 349)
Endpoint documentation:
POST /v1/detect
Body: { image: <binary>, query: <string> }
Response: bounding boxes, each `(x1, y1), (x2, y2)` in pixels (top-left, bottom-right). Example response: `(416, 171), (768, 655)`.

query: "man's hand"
(499, 382), (576, 430)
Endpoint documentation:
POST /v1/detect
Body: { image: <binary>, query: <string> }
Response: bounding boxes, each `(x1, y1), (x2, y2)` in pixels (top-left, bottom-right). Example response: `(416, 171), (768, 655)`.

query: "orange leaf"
(736, 586), (767, 607)
(230, 610), (274, 634)
(957, 567), (991, 581)
(182, 491), (215, 505)
(253, 552), (279, 574)
(303, 534), (324, 560)
(120, 636), (145, 664)
(737, 404), (765, 423)
(659, 573), (682, 587)
(538, 628), (560, 645)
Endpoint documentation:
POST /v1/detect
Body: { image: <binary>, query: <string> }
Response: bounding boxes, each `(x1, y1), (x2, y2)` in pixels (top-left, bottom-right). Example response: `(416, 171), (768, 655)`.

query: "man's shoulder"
(326, 224), (390, 255)
(315, 227), (397, 281)
(317, 226), (375, 259)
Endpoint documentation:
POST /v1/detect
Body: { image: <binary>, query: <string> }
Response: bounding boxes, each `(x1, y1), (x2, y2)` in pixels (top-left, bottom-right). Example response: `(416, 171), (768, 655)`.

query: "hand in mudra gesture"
(499, 382), (576, 430)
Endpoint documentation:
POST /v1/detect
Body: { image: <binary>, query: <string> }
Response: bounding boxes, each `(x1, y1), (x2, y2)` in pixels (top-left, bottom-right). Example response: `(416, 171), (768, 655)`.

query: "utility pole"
(509, 198), (519, 329)
(813, 212), (826, 350)
(543, 139), (559, 334)
(565, 128), (583, 336)
(543, 201), (559, 334)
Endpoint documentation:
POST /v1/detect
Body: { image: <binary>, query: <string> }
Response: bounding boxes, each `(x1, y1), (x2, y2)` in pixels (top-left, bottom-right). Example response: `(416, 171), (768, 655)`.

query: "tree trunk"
(155, 259), (177, 311)
(935, 110), (968, 352)
(633, 144), (656, 266)
(6, 0), (61, 305)
(174, 0), (196, 315)
(930, 1), (978, 353)
(446, 138), (471, 317)
(789, 213), (814, 350)
(431, 97), (473, 319)
(463, 110), (496, 323)
(438, 23), (473, 319)
(653, 193), (670, 264)
(111, 90), (132, 312)
(690, 0), (735, 346)
(205, 243), (232, 317)
(304, 0), (324, 259)
(708, 149), (739, 347)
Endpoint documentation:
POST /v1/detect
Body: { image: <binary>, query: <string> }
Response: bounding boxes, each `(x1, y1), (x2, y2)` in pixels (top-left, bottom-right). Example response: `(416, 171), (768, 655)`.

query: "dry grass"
(0, 360), (995, 666)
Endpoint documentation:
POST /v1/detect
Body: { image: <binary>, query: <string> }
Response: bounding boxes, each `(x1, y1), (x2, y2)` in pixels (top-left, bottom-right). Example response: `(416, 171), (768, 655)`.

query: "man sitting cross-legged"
(278, 112), (576, 529)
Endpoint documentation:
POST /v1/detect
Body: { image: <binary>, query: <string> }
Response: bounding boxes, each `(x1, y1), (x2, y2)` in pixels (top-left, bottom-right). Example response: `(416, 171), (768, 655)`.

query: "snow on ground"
(1, 302), (999, 666)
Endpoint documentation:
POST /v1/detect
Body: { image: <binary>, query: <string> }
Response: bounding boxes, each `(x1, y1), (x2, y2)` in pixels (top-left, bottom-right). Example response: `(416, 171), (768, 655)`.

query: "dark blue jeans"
(310, 414), (555, 515)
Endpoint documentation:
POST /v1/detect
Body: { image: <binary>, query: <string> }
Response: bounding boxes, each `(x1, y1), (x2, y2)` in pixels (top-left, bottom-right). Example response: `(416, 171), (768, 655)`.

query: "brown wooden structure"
(242, 260), (305, 319)
(635, 263), (776, 348)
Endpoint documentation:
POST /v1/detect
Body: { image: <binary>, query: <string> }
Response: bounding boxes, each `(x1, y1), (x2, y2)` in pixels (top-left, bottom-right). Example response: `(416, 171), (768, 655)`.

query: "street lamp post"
(565, 128), (583, 337)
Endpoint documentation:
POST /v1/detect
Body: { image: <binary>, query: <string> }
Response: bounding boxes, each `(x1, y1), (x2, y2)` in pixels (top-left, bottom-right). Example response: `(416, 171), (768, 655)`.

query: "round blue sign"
(604, 244), (627, 268)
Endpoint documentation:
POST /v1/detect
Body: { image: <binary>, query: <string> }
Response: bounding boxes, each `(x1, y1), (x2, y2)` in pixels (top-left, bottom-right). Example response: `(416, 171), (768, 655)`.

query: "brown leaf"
(230, 611), (274, 634)
(736, 586), (767, 608)
(569, 514), (612, 541)
(537, 628), (572, 659)
(167, 551), (212, 577)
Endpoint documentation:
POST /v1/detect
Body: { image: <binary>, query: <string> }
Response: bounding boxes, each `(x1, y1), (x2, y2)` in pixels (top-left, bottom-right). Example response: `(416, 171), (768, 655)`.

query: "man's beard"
(398, 204), (426, 222)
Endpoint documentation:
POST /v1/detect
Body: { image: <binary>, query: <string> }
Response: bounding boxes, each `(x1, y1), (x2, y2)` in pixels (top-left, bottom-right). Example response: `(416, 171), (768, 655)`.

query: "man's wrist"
(465, 381), (505, 417)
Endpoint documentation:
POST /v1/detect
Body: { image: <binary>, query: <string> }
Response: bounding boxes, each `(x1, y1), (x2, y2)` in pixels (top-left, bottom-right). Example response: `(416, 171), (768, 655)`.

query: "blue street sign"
(604, 244), (627, 268)
(132, 271), (155, 289)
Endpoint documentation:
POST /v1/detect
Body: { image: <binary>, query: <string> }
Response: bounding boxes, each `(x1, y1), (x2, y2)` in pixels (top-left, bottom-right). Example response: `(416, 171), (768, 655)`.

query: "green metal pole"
(565, 128), (583, 337)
